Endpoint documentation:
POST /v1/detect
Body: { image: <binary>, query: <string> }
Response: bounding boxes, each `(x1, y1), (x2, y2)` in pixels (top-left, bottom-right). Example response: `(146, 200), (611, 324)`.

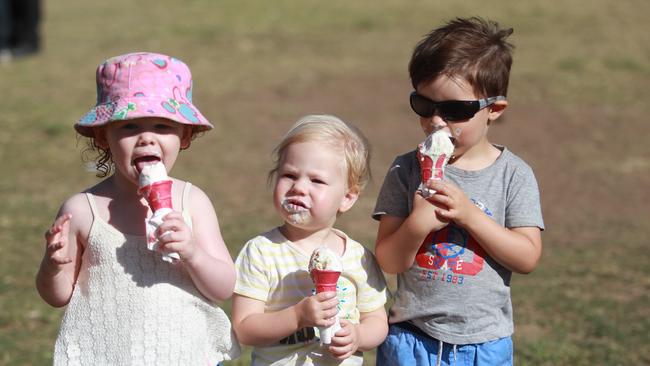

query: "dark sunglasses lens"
(440, 101), (479, 121)
(410, 93), (434, 118)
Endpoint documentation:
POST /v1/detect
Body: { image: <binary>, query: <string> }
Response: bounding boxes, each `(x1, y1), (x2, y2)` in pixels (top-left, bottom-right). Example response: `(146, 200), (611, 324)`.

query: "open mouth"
(133, 155), (161, 173)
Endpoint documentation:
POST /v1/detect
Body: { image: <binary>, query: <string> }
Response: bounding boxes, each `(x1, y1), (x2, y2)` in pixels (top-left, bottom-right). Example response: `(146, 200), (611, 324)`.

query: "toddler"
(36, 52), (240, 365)
(232, 115), (388, 365)
(373, 18), (544, 365)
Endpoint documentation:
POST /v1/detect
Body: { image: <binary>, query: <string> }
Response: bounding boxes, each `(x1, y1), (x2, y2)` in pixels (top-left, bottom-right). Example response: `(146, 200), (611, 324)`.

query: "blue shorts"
(376, 322), (513, 366)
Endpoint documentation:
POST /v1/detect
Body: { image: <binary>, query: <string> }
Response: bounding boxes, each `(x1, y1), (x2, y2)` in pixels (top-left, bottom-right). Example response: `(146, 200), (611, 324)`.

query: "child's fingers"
(45, 241), (73, 264)
(161, 211), (184, 222)
(51, 256), (74, 265)
(314, 291), (337, 301)
(44, 214), (72, 241)
(157, 218), (189, 237)
(328, 342), (354, 359)
(333, 321), (352, 337)
(322, 308), (339, 322)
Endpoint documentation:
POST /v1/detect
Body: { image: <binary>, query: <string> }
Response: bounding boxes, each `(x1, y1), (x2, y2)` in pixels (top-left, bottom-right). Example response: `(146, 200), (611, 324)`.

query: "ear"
(180, 126), (193, 149)
(488, 100), (508, 122)
(338, 187), (360, 214)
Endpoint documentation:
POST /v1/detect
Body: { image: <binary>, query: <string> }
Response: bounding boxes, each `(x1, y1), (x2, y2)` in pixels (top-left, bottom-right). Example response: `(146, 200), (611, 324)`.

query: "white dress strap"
(182, 182), (193, 211)
(181, 182), (193, 231)
(84, 192), (98, 220)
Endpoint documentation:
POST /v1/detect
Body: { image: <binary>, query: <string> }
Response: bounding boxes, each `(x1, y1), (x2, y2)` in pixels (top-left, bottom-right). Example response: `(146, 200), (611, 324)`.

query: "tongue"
(134, 157), (160, 173)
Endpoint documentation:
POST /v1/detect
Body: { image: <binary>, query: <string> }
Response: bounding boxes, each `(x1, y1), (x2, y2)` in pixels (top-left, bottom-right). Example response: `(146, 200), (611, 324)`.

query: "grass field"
(1, 1), (648, 365)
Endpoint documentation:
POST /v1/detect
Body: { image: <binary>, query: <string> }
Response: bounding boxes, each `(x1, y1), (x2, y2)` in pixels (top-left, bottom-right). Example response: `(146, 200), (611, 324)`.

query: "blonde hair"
(270, 114), (371, 192)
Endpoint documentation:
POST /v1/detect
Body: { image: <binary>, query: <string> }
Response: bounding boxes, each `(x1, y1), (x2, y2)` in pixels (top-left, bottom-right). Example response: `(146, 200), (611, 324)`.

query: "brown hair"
(409, 17), (514, 98)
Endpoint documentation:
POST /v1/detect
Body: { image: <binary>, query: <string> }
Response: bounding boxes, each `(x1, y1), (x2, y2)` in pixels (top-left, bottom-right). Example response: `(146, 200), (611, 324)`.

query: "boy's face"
(416, 75), (507, 159)
(95, 117), (191, 186)
(273, 141), (358, 231)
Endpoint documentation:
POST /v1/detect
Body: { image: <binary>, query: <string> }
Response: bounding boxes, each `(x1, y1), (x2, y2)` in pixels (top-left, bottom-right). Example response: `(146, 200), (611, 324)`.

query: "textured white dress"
(54, 183), (240, 365)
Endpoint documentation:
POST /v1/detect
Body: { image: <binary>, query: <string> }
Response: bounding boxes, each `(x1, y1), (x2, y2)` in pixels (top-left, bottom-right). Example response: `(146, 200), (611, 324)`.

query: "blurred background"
(1, 0), (648, 365)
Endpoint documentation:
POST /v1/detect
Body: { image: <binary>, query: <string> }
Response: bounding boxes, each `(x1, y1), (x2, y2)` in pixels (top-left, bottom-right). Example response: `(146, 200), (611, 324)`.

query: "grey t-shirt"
(373, 146), (544, 344)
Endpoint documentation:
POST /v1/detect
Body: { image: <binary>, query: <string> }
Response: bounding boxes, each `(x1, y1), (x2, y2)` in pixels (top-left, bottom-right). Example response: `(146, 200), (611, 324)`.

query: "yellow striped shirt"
(235, 227), (387, 366)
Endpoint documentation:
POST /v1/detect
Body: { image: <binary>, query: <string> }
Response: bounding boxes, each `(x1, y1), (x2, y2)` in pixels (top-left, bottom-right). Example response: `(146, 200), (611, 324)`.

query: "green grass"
(1, 0), (649, 365)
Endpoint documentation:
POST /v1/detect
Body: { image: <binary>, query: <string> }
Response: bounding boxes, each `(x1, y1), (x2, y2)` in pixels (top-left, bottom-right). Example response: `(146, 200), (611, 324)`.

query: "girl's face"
(416, 75), (506, 160)
(273, 141), (358, 232)
(96, 117), (191, 186)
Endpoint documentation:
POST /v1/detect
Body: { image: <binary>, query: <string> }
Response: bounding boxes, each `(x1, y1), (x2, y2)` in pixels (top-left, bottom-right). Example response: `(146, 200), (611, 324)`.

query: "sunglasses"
(410, 92), (506, 121)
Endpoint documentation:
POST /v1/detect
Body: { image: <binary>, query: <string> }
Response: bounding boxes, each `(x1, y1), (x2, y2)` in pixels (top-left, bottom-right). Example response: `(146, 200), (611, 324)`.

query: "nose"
(136, 130), (156, 146)
(289, 177), (308, 195)
(431, 113), (448, 128)
(421, 114), (448, 135)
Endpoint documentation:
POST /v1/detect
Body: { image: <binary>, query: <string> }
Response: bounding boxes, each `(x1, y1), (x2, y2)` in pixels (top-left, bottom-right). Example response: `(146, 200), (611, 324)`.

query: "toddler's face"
(96, 117), (190, 185)
(273, 141), (357, 231)
(416, 75), (505, 157)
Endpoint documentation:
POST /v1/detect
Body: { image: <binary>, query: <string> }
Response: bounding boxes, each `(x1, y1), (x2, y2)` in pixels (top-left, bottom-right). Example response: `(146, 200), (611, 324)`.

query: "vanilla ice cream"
(308, 246), (342, 272)
(417, 130), (454, 198)
(139, 161), (169, 188)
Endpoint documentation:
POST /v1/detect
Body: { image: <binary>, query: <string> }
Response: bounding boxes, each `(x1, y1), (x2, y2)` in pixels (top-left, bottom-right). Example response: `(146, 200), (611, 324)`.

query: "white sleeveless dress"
(54, 183), (240, 365)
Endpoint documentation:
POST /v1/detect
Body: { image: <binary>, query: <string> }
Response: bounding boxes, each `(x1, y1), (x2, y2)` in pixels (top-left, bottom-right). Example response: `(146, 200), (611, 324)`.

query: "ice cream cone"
(139, 180), (173, 211)
(137, 162), (178, 263)
(310, 269), (341, 345)
(417, 130), (454, 198)
(310, 269), (341, 293)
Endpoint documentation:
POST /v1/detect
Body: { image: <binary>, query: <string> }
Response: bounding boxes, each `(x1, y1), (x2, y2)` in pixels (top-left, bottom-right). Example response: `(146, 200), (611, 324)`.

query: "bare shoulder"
(184, 182), (218, 213)
(59, 192), (90, 218)
(58, 191), (93, 243)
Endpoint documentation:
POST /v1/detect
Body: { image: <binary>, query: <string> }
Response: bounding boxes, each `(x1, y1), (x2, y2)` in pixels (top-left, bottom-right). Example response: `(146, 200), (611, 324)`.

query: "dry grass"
(1, 0), (648, 365)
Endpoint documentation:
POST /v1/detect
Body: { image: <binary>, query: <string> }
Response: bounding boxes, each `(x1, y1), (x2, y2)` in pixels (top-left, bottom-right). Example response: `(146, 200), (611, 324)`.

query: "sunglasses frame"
(410, 92), (506, 121)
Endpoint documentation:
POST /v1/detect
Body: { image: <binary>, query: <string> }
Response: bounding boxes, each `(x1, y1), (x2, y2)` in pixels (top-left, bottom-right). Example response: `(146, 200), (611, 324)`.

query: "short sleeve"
(506, 164), (545, 230)
(372, 153), (416, 220)
(234, 239), (270, 302)
(355, 248), (388, 313)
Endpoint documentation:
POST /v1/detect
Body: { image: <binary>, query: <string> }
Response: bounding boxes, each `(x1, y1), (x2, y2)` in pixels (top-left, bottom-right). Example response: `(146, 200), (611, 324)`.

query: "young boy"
(373, 17), (544, 365)
(232, 115), (388, 365)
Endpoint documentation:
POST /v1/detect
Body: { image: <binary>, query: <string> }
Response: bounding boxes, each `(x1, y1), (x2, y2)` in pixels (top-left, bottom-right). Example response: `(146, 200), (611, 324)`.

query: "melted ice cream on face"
(308, 246), (342, 272)
(281, 199), (310, 225)
(139, 162), (169, 187)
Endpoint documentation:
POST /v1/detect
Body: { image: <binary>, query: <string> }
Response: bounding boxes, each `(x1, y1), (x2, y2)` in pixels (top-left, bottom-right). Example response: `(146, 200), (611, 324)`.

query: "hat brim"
(74, 97), (213, 138)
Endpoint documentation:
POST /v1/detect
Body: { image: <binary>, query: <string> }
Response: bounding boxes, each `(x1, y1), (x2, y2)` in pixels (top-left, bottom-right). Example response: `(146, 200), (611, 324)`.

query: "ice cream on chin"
(138, 162), (179, 262)
(308, 246), (342, 345)
(417, 130), (455, 198)
(281, 199), (310, 225)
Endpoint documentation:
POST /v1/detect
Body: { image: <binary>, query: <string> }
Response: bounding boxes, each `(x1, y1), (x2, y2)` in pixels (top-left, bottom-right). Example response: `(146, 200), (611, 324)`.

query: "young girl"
(36, 52), (240, 365)
(232, 115), (388, 365)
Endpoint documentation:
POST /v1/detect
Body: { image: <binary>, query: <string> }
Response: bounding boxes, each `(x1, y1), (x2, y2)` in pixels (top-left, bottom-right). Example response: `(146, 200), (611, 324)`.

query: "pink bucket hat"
(75, 52), (213, 138)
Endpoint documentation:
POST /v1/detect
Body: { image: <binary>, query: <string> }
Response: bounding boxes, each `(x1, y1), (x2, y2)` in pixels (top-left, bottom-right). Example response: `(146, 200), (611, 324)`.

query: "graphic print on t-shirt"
(414, 198), (491, 282)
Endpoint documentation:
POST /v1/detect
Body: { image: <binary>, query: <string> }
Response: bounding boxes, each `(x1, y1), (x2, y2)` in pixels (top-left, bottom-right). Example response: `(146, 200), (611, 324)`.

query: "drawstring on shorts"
(435, 339), (458, 366)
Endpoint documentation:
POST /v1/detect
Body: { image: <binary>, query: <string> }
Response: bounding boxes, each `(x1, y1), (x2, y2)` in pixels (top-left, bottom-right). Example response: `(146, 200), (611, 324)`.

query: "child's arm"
(375, 192), (448, 274)
(231, 292), (339, 346)
(328, 307), (388, 359)
(36, 196), (86, 307)
(157, 186), (235, 302)
(428, 180), (542, 273)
